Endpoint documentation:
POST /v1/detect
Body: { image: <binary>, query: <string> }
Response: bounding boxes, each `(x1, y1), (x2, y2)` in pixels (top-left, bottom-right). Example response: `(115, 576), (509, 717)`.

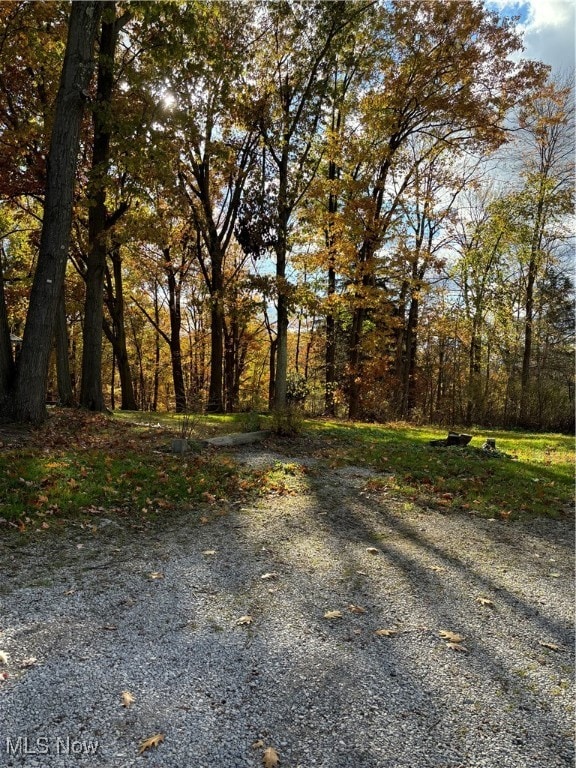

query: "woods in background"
(0, 0), (573, 430)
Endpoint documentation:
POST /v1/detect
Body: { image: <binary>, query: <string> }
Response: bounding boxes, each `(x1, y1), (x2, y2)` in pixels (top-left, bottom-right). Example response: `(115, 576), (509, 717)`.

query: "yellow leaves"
(476, 596), (495, 608)
(446, 642), (468, 653)
(365, 547), (380, 555)
(148, 571), (164, 580)
(323, 610), (343, 620)
(202, 549), (217, 556)
(439, 629), (468, 653)
(138, 733), (164, 754)
(438, 630), (465, 643)
(347, 603), (366, 614)
(235, 615), (253, 626)
(260, 572), (279, 580)
(121, 691), (135, 708)
(538, 640), (560, 652)
(374, 628), (398, 637)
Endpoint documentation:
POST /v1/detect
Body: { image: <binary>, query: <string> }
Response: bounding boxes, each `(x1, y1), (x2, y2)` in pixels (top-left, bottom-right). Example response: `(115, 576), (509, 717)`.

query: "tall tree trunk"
(348, 305), (365, 420)
(12, 1), (101, 423)
(152, 286), (160, 411)
(80, 1), (118, 411)
(163, 247), (187, 413)
(0, 254), (15, 406)
(401, 294), (419, 418)
(207, 250), (224, 412)
(55, 291), (74, 406)
(519, 252), (539, 426)
(268, 336), (278, 409)
(104, 244), (137, 410)
(324, 130), (340, 416)
(274, 153), (290, 411)
(324, 267), (337, 416)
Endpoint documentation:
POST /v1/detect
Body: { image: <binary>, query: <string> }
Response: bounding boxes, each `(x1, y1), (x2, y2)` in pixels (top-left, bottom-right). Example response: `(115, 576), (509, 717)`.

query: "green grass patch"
(305, 420), (574, 520)
(0, 410), (572, 529)
(0, 410), (262, 531)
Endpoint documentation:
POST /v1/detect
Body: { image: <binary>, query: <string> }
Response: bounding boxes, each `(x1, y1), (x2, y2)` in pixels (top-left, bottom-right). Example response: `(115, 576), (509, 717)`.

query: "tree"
(80, 1), (131, 411)
(514, 77), (575, 425)
(331, 0), (545, 419)
(10, 1), (102, 423)
(249, 1), (370, 410)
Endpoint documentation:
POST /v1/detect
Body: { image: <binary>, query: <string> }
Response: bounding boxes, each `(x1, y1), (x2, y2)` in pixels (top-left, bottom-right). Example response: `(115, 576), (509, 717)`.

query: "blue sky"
(489, 0), (575, 73)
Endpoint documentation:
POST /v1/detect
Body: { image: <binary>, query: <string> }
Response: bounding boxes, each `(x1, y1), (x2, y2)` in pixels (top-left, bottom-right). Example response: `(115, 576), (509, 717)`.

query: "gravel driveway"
(0, 444), (573, 768)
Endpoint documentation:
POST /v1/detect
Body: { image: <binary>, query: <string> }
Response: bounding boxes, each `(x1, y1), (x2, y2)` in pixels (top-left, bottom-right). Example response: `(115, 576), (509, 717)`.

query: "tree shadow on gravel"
(0, 443), (573, 768)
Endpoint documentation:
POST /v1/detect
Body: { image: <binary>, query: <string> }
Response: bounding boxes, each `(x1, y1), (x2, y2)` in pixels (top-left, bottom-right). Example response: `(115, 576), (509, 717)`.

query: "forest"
(0, 0), (573, 430)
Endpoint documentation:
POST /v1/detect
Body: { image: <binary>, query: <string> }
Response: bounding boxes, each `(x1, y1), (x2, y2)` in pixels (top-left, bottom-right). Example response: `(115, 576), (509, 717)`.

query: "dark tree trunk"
(207, 270), (224, 412)
(324, 265), (337, 416)
(401, 294), (419, 418)
(519, 254), (538, 426)
(163, 248), (187, 413)
(268, 336), (278, 410)
(12, 1), (101, 423)
(104, 244), (137, 410)
(0, 254), (15, 406)
(152, 286), (160, 411)
(274, 152), (290, 411)
(347, 305), (364, 420)
(80, 1), (118, 411)
(55, 291), (75, 406)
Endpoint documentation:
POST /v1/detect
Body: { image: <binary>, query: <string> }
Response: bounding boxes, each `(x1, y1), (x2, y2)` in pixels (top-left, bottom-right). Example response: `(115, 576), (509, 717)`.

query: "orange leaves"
(138, 733), (164, 754)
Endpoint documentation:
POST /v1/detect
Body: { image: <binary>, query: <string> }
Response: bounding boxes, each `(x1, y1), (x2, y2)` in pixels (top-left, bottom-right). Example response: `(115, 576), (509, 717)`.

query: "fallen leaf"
(235, 615), (253, 626)
(149, 571), (164, 580)
(252, 740), (265, 749)
(138, 733), (164, 754)
(121, 691), (135, 708)
(365, 547), (380, 555)
(374, 628), (397, 637)
(260, 572), (279, 580)
(202, 549), (217, 556)
(0, 651), (9, 665)
(347, 604), (366, 614)
(538, 640), (560, 651)
(476, 597), (494, 607)
(438, 630), (465, 643)
(446, 642), (468, 653)
(323, 610), (343, 620)
(64, 589), (76, 596)
(102, 624), (117, 631)
(262, 746), (280, 767)
(20, 657), (37, 668)
(428, 565), (445, 572)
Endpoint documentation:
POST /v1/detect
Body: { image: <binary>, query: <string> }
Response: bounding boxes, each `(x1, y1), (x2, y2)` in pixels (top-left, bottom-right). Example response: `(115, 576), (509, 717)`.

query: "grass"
(0, 410), (261, 532)
(0, 409), (573, 530)
(305, 420), (574, 520)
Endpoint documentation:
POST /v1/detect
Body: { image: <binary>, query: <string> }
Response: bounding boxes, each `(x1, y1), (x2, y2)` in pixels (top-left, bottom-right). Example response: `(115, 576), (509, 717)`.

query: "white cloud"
(489, 1), (575, 73)
(519, 0), (575, 73)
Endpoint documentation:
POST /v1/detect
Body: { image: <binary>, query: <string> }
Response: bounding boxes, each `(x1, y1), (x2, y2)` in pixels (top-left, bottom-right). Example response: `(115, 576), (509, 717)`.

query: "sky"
(489, 0), (575, 74)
